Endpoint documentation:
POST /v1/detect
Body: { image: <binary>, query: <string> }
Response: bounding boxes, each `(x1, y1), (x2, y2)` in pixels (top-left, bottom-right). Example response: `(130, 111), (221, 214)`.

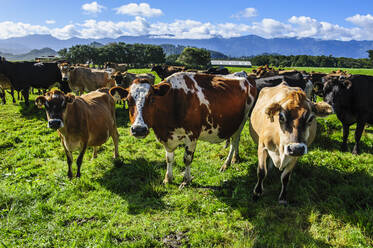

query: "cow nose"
(130, 125), (149, 138)
(62, 77), (68, 81)
(286, 143), (307, 156)
(48, 119), (63, 130)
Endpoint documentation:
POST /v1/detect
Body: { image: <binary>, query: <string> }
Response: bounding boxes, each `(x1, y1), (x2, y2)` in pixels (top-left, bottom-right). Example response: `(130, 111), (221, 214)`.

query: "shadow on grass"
(200, 160), (373, 247)
(98, 157), (166, 215)
(18, 100), (48, 121)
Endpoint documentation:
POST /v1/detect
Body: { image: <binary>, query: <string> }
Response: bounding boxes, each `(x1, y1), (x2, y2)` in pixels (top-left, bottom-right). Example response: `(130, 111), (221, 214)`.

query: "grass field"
(0, 68), (373, 247)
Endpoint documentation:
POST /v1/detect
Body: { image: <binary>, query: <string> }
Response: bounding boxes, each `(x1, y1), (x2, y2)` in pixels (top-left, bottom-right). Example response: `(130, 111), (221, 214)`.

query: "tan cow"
(35, 88), (119, 178)
(59, 64), (115, 95)
(0, 73), (15, 104)
(250, 83), (332, 204)
(110, 72), (257, 188)
(104, 62), (128, 73)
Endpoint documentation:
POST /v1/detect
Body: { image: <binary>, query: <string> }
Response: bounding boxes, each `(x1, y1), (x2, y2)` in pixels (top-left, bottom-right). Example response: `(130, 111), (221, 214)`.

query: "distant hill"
(0, 47), (57, 61)
(160, 44), (228, 59)
(1, 34), (373, 58)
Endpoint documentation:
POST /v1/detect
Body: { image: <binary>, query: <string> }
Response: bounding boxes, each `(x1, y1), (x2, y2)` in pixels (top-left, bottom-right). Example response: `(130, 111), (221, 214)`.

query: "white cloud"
(82, 1), (105, 14)
(0, 21), (49, 39)
(232, 8), (258, 19)
(45, 20), (56, 25)
(115, 3), (163, 17)
(1, 14), (373, 41)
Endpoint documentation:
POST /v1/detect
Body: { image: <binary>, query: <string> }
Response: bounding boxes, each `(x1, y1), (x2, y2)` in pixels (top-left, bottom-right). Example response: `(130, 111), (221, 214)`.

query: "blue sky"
(0, 0), (373, 40)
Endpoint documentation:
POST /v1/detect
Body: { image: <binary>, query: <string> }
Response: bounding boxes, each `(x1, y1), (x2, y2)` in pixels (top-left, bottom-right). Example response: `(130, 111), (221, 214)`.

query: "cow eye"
(279, 113), (286, 123)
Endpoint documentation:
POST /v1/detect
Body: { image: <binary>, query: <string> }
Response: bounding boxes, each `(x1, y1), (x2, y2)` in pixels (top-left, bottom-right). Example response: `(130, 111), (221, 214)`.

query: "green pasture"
(0, 68), (372, 247)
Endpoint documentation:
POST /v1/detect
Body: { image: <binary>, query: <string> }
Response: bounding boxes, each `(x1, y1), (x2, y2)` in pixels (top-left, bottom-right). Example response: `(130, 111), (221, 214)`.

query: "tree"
(367, 50), (373, 65)
(177, 47), (211, 69)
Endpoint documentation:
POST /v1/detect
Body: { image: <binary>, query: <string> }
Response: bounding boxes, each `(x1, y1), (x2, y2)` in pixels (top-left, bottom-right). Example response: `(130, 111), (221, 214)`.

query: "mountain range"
(1, 34), (373, 59)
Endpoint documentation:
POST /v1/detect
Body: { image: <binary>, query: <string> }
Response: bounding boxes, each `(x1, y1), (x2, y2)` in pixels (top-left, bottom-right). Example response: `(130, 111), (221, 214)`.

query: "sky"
(1, 0), (373, 41)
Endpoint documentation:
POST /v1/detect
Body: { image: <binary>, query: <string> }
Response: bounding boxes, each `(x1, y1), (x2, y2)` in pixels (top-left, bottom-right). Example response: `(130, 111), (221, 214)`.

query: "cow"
(35, 88), (119, 178)
(203, 67), (230, 75)
(322, 74), (373, 154)
(250, 83), (333, 204)
(151, 65), (186, 80)
(254, 71), (313, 99)
(0, 57), (63, 105)
(104, 62), (128, 73)
(112, 71), (155, 88)
(59, 64), (116, 95)
(109, 72), (257, 188)
(0, 73), (16, 104)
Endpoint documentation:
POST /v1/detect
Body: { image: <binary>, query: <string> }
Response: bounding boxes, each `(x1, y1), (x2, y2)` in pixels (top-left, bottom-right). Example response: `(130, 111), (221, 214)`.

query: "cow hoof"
(232, 156), (241, 164)
(163, 177), (173, 185)
(67, 172), (73, 179)
(252, 194), (260, 202)
(219, 164), (229, 172)
(76, 173), (81, 178)
(278, 200), (288, 206)
(179, 182), (188, 189)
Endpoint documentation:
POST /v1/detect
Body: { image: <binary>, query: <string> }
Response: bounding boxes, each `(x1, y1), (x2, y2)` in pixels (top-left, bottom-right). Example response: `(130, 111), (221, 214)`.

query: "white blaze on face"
(130, 83), (151, 129)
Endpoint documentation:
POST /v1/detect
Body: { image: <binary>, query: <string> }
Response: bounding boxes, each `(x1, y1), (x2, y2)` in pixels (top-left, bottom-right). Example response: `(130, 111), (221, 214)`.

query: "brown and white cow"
(250, 83), (333, 204)
(110, 72), (257, 188)
(35, 89), (119, 178)
(59, 63), (115, 95)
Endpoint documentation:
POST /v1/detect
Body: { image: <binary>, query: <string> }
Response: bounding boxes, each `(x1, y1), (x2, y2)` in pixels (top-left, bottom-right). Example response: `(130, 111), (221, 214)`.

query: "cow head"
(109, 78), (171, 138)
(265, 89), (333, 157)
(35, 90), (75, 130)
(58, 62), (72, 81)
(322, 75), (352, 113)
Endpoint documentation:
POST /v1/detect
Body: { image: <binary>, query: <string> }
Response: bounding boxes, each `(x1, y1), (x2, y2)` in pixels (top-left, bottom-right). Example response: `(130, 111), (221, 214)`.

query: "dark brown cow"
(151, 65), (186, 80)
(35, 89), (119, 178)
(110, 72), (257, 187)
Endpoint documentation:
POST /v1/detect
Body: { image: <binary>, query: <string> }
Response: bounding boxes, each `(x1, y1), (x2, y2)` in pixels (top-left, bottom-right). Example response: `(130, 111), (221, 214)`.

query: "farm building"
(211, 60), (252, 67)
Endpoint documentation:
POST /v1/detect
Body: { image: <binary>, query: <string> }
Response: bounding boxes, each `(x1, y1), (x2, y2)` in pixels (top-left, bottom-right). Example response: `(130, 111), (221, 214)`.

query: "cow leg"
(352, 120), (366, 155)
(278, 160), (297, 205)
(341, 123), (350, 152)
(253, 144), (268, 201)
(220, 120), (246, 171)
(62, 142), (73, 179)
(9, 88), (15, 103)
(0, 88), (5, 104)
(163, 150), (174, 184)
(76, 143), (87, 178)
(92, 147), (98, 159)
(179, 141), (196, 189)
(111, 128), (119, 158)
(21, 88), (30, 106)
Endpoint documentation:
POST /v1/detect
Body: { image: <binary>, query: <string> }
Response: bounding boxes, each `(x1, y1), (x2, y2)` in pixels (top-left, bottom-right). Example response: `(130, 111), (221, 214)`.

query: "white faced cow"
(250, 83), (333, 204)
(110, 72), (257, 188)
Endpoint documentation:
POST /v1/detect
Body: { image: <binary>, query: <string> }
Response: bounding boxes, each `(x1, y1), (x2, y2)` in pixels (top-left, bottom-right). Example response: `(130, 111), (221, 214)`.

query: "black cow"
(254, 72), (313, 99)
(322, 74), (373, 154)
(203, 67), (230, 75)
(0, 57), (64, 105)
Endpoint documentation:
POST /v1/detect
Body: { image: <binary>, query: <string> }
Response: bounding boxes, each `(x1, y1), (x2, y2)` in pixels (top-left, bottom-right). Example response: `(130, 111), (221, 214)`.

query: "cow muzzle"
(285, 143), (307, 156)
(130, 125), (149, 138)
(48, 119), (64, 130)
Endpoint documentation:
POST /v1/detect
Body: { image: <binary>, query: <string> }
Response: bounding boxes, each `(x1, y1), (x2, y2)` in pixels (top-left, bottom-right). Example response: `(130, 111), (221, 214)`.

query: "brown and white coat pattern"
(110, 72), (257, 187)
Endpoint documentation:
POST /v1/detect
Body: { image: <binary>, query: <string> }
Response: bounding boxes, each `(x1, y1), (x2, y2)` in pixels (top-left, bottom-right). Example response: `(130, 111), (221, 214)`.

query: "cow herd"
(1, 58), (372, 205)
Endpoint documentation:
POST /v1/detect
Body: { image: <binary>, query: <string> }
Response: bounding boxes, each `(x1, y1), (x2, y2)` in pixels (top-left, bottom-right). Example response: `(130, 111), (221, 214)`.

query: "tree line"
(238, 54), (372, 68)
(58, 42), (166, 67)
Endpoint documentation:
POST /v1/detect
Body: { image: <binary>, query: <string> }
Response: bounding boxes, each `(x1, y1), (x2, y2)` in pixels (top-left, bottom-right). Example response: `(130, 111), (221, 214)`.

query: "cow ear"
(265, 102), (282, 122)
(109, 86), (129, 101)
(153, 82), (171, 96)
(65, 94), (75, 103)
(311, 101), (333, 117)
(343, 80), (352, 89)
(35, 96), (47, 109)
